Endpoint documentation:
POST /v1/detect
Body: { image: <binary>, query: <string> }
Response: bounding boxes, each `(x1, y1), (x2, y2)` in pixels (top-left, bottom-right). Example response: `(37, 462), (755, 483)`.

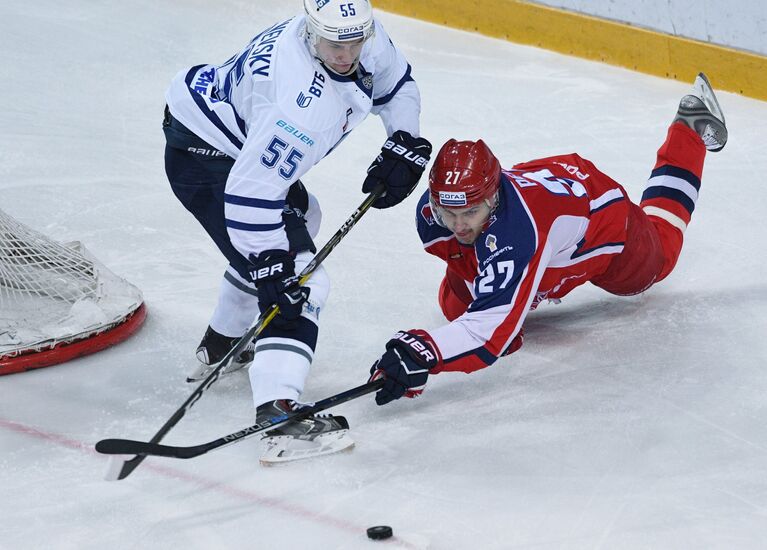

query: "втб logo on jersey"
(297, 71), (326, 108)
(296, 92), (312, 108)
(438, 191), (467, 206)
(315, 0), (331, 9)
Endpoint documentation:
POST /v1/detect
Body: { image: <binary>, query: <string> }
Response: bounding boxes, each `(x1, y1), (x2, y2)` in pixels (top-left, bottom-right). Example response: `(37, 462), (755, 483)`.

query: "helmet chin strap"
(320, 57), (360, 77)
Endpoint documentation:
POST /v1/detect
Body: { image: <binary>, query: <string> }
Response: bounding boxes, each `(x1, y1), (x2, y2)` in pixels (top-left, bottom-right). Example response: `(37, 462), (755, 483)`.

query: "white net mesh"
(0, 208), (144, 359)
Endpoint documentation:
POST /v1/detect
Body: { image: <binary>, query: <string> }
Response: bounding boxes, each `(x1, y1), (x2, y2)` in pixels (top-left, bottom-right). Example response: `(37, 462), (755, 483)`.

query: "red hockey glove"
(368, 330), (439, 406)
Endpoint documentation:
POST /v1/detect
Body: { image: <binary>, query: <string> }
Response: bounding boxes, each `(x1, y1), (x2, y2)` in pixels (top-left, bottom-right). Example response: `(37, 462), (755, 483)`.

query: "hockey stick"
(98, 185), (386, 480)
(96, 379), (384, 459)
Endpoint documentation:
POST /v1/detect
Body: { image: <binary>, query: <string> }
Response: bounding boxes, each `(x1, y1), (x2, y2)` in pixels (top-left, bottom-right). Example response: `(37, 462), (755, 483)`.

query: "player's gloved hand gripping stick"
(96, 184), (386, 480)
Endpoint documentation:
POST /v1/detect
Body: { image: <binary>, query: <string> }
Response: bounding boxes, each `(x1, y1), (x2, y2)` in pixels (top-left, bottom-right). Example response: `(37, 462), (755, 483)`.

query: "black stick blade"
(96, 438), (187, 458)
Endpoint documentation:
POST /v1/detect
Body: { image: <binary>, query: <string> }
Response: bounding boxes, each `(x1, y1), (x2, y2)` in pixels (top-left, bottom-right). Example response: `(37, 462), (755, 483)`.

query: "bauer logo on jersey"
(276, 120), (315, 147)
(485, 234), (498, 252)
(438, 191), (467, 206)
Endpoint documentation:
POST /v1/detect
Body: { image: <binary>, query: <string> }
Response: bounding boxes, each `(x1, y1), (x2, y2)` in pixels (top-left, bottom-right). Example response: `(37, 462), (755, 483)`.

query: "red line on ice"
(0, 417), (416, 548)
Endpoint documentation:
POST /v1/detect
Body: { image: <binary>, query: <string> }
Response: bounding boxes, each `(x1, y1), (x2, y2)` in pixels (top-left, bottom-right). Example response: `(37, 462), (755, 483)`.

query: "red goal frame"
(0, 303), (147, 375)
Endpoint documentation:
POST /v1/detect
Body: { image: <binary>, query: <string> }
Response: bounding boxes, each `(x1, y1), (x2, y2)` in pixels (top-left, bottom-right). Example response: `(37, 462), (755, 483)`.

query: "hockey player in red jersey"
(368, 73), (728, 405)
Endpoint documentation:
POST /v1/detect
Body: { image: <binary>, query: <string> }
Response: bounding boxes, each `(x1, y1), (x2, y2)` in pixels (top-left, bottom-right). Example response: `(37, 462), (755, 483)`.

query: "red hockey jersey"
(416, 153), (630, 374)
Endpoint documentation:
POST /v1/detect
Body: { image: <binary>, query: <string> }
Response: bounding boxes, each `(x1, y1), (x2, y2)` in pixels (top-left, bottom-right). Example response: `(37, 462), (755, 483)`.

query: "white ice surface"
(2, 2), (767, 549)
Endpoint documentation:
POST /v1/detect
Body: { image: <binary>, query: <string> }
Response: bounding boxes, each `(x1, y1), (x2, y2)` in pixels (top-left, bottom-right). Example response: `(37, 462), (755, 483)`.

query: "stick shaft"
(96, 379), (385, 459)
(100, 186), (385, 479)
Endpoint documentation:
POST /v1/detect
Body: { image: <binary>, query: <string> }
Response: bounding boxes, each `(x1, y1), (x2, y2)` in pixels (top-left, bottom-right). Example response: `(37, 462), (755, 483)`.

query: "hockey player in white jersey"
(162, 0), (431, 462)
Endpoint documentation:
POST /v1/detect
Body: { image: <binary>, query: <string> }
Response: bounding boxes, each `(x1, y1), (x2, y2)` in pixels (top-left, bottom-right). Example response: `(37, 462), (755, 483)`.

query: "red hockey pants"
(593, 123), (707, 295)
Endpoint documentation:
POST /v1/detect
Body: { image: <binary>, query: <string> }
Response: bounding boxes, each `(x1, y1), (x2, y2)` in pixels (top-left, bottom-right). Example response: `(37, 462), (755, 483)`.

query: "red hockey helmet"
(428, 139), (501, 209)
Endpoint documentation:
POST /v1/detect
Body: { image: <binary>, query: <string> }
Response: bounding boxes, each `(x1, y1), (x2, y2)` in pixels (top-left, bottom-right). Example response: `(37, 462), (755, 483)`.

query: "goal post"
(0, 208), (147, 375)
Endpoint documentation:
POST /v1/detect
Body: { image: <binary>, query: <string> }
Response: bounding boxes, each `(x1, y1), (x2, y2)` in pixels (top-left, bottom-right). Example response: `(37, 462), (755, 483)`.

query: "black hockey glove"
(248, 249), (309, 330)
(368, 330), (439, 406)
(282, 180), (316, 254)
(362, 130), (432, 209)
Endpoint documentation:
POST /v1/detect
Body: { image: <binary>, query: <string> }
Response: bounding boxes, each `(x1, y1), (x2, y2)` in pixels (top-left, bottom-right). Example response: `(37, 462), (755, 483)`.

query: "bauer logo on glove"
(248, 250), (295, 284)
(369, 329), (440, 406)
(381, 138), (430, 168)
(250, 262), (287, 282)
(390, 330), (437, 363)
(362, 130), (433, 209)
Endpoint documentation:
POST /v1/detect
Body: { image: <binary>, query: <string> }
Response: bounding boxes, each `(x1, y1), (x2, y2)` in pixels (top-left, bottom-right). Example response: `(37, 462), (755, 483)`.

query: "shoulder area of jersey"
(416, 190), (451, 237)
(265, 16), (314, 77)
(356, 16), (394, 66)
(476, 180), (537, 263)
(260, 19), (335, 123)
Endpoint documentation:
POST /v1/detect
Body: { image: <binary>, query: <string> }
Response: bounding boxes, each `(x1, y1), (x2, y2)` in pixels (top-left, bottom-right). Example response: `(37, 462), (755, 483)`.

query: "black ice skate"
(256, 399), (354, 464)
(673, 72), (728, 152)
(186, 326), (255, 382)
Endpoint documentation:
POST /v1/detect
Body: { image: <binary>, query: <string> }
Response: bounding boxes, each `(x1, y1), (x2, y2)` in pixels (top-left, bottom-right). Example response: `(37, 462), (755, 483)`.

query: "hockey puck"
(367, 525), (393, 540)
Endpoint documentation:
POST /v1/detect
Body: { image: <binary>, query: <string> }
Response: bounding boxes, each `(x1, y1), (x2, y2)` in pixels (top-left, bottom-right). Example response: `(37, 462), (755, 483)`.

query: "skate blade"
(186, 358), (249, 383)
(692, 72), (725, 123)
(259, 430), (355, 465)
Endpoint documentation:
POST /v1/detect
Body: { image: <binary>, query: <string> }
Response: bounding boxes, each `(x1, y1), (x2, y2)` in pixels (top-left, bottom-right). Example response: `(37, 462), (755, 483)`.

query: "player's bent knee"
(592, 203), (666, 295)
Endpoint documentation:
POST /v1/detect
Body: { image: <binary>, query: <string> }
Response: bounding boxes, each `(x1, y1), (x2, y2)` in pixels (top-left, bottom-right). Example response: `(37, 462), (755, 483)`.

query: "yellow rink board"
(375, 0), (767, 101)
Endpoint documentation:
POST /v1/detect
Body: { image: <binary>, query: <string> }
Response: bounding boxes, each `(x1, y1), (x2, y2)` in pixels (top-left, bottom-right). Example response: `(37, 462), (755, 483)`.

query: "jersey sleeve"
(368, 20), (421, 137)
(427, 241), (546, 374)
(165, 65), (249, 160)
(165, 19), (296, 160)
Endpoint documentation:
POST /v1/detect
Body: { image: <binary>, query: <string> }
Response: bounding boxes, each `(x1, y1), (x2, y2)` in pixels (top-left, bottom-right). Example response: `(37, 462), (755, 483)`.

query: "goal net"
(0, 208), (146, 375)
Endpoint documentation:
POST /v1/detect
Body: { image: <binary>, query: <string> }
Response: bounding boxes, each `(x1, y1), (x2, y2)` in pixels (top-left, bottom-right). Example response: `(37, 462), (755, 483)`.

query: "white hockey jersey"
(165, 16), (421, 258)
